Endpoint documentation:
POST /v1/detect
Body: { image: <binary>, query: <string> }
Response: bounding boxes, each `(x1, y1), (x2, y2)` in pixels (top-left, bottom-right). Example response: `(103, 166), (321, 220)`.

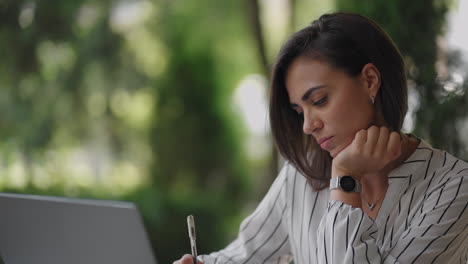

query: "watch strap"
(329, 177), (340, 190)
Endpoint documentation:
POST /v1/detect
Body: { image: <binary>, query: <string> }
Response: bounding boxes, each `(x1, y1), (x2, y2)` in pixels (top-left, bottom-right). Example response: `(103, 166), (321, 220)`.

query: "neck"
(388, 133), (420, 170)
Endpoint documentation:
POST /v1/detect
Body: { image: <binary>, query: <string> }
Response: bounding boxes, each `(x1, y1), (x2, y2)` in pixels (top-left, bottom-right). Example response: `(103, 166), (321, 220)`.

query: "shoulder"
(415, 140), (468, 199)
(440, 150), (468, 176)
(392, 138), (468, 201)
(277, 162), (305, 184)
(425, 140), (468, 181)
(435, 150), (468, 192)
(408, 138), (468, 178)
(278, 162), (323, 191)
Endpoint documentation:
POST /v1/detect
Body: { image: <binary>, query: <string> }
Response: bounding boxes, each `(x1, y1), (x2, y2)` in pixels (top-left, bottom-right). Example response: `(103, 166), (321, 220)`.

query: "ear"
(360, 63), (381, 99)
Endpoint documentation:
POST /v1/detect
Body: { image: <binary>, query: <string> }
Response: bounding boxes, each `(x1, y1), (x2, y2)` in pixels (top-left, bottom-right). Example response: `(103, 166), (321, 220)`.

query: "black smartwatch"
(329, 176), (361, 193)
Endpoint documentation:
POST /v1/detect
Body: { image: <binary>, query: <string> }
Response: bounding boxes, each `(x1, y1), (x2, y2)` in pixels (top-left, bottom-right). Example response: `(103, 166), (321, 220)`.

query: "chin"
(329, 146), (345, 159)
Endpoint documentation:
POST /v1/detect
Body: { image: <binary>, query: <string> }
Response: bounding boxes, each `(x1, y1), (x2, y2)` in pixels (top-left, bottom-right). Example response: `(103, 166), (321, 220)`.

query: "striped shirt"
(199, 139), (468, 263)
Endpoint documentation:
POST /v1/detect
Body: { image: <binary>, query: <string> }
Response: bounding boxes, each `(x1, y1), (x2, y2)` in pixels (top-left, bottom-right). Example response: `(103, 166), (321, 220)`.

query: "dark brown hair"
(269, 13), (407, 190)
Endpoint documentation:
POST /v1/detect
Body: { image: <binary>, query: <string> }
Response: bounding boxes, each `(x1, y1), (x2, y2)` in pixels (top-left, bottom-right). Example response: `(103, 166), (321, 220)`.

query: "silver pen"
(187, 215), (198, 264)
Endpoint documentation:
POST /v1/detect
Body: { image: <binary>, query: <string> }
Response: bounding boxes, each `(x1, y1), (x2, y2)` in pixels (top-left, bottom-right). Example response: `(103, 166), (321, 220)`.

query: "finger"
(375, 126), (390, 155)
(179, 254), (197, 264)
(387, 132), (402, 159)
(365, 126), (380, 153)
(354, 129), (367, 148)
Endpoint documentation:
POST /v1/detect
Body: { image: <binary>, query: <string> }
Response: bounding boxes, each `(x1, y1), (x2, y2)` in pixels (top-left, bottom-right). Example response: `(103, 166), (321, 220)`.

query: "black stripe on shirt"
(437, 160), (459, 184)
(403, 159), (427, 164)
(424, 175), (454, 206)
(432, 187), (445, 211)
(401, 227), (412, 240)
(436, 177), (464, 224)
(422, 224), (434, 236)
(261, 234), (289, 264)
(359, 232), (371, 264)
(397, 175), (412, 217)
(406, 187), (417, 230)
(389, 225), (394, 248)
(416, 147), (432, 151)
(308, 191), (319, 264)
(291, 170), (297, 228)
(290, 171), (299, 259)
(331, 203), (344, 264)
(350, 210), (365, 264)
(383, 214), (391, 242)
(324, 221), (328, 264)
(420, 170), (437, 216)
(398, 198), (402, 216)
(395, 237), (415, 260)
(360, 218), (374, 264)
(389, 175), (410, 179)
(423, 151), (434, 179)
(346, 214), (350, 251)
(299, 182), (307, 263)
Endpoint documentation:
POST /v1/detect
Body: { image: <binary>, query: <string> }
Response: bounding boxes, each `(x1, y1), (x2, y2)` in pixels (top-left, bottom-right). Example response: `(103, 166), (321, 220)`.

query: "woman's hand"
(332, 126), (401, 180)
(173, 254), (203, 264)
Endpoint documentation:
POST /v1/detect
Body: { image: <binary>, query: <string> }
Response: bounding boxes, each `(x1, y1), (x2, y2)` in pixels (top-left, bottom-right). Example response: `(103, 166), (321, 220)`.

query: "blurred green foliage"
(336, 0), (468, 160)
(0, 0), (262, 262)
(147, 0), (260, 259)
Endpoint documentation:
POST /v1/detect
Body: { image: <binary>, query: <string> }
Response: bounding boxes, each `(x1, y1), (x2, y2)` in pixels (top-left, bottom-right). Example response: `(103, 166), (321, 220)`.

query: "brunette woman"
(174, 12), (468, 264)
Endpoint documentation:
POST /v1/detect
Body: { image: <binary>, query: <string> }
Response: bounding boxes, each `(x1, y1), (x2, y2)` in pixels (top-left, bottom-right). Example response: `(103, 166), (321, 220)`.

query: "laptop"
(0, 193), (157, 264)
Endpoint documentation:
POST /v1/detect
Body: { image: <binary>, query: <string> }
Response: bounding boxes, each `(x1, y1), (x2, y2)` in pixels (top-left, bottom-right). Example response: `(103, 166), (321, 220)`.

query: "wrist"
(330, 176), (361, 192)
(329, 173), (362, 208)
(331, 165), (353, 179)
(330, 165), (361, 208)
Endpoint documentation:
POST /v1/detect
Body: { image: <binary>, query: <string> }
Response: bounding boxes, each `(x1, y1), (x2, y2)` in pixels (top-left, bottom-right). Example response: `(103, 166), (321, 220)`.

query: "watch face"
(340, 176), (356, 192)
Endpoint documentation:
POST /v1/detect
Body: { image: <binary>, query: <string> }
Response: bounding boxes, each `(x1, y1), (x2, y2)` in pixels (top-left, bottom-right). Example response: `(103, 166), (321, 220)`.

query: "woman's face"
(285, 56), (382, 158)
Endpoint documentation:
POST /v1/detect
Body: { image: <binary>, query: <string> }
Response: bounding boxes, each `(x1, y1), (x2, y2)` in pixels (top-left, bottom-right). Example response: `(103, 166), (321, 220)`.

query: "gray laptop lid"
(0, 193), (157, 264)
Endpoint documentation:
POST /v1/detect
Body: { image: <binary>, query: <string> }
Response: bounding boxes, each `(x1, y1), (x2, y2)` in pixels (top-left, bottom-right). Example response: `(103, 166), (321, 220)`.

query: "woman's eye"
(313, 96), (328, 106)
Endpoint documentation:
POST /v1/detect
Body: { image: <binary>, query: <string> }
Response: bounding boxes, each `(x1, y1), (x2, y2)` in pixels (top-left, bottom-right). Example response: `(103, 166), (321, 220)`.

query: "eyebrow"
(290, 85), (327, 108)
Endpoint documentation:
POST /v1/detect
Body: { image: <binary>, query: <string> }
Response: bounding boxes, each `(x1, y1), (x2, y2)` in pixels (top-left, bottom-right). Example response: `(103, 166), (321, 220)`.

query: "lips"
(317, 136), (333, 145)
(317, 136), (333, 150)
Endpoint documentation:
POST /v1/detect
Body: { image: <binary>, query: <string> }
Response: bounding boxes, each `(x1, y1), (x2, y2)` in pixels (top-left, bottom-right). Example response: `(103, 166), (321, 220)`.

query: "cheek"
(329, 97), (373, 137)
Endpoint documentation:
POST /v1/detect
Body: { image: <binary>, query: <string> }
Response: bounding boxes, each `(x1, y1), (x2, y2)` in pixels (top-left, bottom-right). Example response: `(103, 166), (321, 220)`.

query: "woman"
(174, 13), (468, 263)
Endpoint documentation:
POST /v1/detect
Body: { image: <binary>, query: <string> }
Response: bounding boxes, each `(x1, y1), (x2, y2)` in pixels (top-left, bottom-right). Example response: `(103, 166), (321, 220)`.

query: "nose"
(302, 112), (322, 135)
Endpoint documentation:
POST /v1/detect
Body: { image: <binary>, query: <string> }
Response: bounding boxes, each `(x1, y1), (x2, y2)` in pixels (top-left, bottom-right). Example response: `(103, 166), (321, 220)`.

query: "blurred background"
(0, 0), (467, 262)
